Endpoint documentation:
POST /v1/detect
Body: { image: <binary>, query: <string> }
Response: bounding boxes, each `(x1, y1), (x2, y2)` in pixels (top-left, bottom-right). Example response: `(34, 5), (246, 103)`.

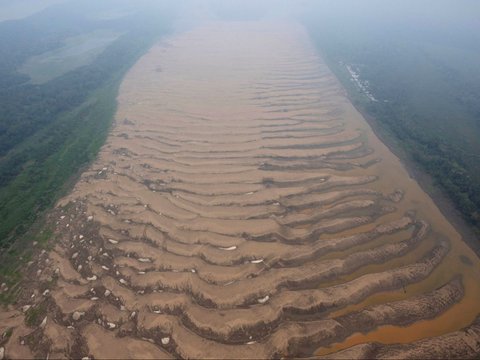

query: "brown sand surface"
(2, 21), (480, 359)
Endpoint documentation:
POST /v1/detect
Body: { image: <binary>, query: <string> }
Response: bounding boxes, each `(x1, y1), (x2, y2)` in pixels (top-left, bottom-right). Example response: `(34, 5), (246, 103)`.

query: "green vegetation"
(303, 2), (480, 234)
(24, 303), (47, 327)
(0, 2), (173, 254)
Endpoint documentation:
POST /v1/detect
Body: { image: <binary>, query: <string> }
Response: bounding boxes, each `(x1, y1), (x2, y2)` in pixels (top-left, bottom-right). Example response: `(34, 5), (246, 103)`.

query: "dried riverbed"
(1, 21), (480, 359)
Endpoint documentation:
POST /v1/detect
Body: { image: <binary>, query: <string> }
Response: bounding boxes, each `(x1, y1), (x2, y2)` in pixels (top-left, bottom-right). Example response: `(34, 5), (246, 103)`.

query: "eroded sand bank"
(2, 21), (480, 359)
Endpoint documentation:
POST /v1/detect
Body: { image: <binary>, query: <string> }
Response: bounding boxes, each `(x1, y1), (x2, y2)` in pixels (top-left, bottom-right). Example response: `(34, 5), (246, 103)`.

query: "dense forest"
(0, 1), (173, 250)
(303, 1), (480, 234)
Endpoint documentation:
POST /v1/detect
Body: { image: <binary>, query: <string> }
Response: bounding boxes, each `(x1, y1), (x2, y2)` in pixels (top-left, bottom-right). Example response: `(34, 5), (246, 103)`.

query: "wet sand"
(1, 21), (480, 359)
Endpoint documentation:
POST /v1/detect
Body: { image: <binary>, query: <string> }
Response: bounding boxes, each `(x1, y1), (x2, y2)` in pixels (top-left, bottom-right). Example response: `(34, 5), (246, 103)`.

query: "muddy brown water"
(1, 21), (480, 359)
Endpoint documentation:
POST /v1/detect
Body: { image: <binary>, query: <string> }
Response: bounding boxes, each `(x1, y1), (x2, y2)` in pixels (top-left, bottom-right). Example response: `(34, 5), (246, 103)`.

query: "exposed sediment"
(1, 21), (480, 359)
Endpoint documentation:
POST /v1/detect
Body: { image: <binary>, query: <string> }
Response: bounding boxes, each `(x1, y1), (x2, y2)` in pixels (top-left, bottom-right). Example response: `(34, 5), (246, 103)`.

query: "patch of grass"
(18, 29), (124, 84)
(25, 303), (47, 327)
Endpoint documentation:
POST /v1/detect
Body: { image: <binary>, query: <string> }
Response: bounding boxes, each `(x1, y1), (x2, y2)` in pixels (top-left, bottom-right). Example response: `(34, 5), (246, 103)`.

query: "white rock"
(22, 305), (31, 312)
(42, 289), (50, 296)
(130, 311), (136, 319)
(77, 265), (83, 272)
(40, 316), (47, 328)
(108, 239), (118, 244)
(71, 252), (79, 260)
(161, 337), (170, 345)
(250, 259), (264, 264)
(82, 357), (90, 360)
(72, 311), (84, 321)
(258, 295), (269, 304)
(246, 341), (256, 345)
(190, 269), (196, 273)
(219, 246), (237, 251)
(107, 322), (116, 329)
(138, 271), (146, 275)
(138, 258), (151, 263)
(54, 268), (60, 275)
(87, 216), (93, 221)
(86, 275), (97, 281)
(60, 216), (66, 220)
(119, 279), (127, 285)
(79, 235), (84, 240)
(101, 266), (109, 271)
(91, 297), (99, 301)
(104, 290), (111, 297)
(0, 347), (4, 360)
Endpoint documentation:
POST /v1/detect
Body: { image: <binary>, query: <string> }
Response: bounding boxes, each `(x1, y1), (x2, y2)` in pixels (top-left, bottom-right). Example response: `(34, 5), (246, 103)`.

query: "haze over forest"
(0, 1), (479, 359)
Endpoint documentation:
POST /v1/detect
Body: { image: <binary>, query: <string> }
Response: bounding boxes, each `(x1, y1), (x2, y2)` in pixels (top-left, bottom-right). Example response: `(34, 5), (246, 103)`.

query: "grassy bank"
(303, 3), (480, 239)
(0, 2), (173, 299)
